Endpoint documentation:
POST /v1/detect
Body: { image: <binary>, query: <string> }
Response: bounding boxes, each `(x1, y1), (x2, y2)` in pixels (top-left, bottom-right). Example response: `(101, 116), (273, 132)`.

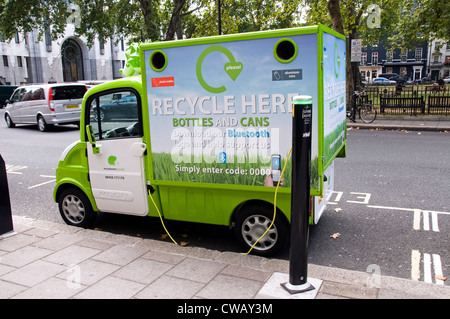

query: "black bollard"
(0, 155), (14, 236)
(281, 95), (314, 294)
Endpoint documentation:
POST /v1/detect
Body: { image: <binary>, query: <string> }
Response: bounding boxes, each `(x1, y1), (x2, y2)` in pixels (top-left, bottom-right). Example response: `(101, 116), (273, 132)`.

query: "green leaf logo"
(108, 156), (117, 165)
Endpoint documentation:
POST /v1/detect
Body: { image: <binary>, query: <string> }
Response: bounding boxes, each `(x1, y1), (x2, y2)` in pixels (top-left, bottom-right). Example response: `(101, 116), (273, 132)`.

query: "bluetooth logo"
(219, 152), (227, 164)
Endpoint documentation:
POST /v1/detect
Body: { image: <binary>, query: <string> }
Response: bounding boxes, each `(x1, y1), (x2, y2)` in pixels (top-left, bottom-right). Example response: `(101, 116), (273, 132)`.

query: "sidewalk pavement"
(1, 215), (449, 300)
(347, 115), (450, 132)
(1, 117), (449, 300)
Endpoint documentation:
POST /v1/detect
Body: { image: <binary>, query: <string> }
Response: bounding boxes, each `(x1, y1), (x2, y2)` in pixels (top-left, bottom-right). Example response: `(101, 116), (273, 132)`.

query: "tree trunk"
(327, 0), (344, 34)
(138, 0), (158, 41)
(327, 0), (354, 110)
(165, 0), (187, 40)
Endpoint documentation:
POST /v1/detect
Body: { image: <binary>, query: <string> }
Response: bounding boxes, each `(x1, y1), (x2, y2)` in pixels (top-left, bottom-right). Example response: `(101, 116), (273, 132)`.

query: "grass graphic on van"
(151, 153), (319, 189)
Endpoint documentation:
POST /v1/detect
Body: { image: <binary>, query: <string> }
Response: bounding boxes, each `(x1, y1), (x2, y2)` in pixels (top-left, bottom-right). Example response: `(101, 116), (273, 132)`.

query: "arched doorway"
(61, 39), (84, 82)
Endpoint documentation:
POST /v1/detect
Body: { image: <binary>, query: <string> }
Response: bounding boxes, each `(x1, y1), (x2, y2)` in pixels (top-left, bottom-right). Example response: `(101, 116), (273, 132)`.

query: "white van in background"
(4, 83), (87, 132)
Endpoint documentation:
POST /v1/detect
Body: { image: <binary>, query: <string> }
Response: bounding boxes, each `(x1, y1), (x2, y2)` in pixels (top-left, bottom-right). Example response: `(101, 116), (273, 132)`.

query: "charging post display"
(282, 96), (314, 293)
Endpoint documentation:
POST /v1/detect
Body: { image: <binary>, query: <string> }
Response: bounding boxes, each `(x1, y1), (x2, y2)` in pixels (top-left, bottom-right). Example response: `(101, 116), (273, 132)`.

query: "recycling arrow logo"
(334, 42), (340, 79)
(196, 45), (243, 93)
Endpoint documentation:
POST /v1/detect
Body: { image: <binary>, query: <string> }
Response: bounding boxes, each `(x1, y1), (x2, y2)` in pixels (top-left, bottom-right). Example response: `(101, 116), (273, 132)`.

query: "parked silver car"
(4, 83), (87, 131)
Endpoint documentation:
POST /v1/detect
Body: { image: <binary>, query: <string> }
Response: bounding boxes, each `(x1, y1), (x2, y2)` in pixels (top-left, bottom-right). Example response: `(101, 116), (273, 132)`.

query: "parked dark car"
(91, 94), (138, 122)
(0, 85), (18, 108)
(378, 73), (406, 85)
(372, 77), (396, 85)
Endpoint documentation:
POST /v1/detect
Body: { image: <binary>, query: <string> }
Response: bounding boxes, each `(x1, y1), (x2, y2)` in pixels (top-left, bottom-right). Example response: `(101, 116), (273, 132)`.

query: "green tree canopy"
(0, 0), (303, 45)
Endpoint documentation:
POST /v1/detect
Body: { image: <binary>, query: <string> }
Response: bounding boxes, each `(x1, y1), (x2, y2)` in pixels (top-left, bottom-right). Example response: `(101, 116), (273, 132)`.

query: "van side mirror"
(86, 125), (100, 154)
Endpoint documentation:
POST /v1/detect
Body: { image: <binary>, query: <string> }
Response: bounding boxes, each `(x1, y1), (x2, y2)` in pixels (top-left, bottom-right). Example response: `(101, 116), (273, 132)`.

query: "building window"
(3, 55), (8, 67)
(415, 48), (422, 61)
(14, 31), (19, 43)
(372, 52), (378, 65)
(361, 52), (367, 65)
(45, 26), (52, 52)
(400, 67), (407, 77)
(17, 56), (22, 67)
(401, 49), (408, 62)
(386, 67), (393, 74)
(99, 40), (105, 55)
(434, 55), (440, 63)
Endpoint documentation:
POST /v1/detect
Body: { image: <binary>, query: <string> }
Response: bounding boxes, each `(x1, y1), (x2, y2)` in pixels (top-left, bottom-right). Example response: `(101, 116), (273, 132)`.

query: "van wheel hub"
(62, 195), (85, 224)
(241, 214), (277, 250)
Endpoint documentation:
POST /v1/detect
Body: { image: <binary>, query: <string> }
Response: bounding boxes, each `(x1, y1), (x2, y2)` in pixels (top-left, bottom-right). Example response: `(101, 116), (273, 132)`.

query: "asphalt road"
(0, 112), (448, 285)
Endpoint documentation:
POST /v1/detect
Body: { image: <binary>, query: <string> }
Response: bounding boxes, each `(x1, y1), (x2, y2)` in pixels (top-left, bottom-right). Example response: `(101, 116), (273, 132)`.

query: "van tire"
(37, 115), (52, 132)
(58, 187), (97, 228)
(5, 114), (15, 128)
(234, 204), (288, 257)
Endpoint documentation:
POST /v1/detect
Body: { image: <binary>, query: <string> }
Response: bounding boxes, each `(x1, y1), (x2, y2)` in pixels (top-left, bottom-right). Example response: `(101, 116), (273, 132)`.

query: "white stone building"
(427, 39), (450, 80)
(0, 24), (127, 85)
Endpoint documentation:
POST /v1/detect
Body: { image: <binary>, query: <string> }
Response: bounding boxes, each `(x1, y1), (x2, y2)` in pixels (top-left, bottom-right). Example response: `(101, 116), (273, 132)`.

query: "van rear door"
(50, 85), (86, 123)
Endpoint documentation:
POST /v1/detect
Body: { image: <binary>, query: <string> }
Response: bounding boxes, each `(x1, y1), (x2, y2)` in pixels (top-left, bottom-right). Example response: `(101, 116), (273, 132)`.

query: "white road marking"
(27, 175), (56, 189)
(424, 253), (432, 283)
(411, 250), (445, 285)
(413, 209), (421, 230)
(5, 164), (27, 174)
(421, 211), (440, 232)
(347, 192), (371, 204)
(368, 205), (447, 232)
(433, 254), (445, 286)
(411, 250), (421, 281)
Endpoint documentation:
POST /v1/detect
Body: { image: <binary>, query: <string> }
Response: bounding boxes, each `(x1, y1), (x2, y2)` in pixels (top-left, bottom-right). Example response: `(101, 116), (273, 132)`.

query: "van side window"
(10, 89), (23, 102)
(21, 88), (32, 102)
(87, 89), (142, 140)
(32, 88), (45, 100)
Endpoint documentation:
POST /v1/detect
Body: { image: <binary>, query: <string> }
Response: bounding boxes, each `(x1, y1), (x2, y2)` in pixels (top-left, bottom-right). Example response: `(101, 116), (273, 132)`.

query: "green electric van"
(54, 25), (346, 256)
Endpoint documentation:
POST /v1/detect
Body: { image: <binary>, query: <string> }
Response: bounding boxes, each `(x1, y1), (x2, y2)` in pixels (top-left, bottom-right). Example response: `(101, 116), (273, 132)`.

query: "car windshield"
(51, 85), (87, 100)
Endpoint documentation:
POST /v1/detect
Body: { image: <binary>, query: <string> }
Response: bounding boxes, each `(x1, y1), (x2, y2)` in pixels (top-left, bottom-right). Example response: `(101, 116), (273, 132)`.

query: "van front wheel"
(234, 204), (288, 257)
(5, 114), (15, 128)
(58, 188), (97, 228)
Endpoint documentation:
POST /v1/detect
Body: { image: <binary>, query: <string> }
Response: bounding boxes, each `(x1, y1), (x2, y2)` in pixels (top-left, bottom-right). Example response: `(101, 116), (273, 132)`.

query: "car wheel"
(5, 114), (15, 128)
(58, 187), (97, 228)
(37, 115), (51, 132)
(234, 204), (289, 257)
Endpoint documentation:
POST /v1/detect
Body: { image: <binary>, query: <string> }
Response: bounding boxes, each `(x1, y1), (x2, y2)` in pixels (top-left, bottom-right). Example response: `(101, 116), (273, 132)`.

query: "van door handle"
(130, 142), (147, 157)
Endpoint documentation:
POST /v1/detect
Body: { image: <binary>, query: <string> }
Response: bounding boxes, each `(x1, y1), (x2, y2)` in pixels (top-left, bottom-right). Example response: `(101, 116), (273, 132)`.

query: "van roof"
(15, 83), (87, 89)
(85, 76), (142, 96)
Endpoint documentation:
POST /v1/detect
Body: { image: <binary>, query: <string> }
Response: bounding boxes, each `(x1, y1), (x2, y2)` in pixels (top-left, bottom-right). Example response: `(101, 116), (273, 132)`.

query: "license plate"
(66, 104), (79, 109)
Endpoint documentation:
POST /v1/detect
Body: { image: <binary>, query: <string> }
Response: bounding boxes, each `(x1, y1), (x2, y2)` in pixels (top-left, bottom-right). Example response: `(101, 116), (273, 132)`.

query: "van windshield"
(51, 86), (87, 100)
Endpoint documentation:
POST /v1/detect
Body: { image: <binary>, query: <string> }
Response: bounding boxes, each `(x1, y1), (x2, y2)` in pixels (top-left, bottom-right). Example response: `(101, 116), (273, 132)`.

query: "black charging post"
(0, 155), (14, 237)
(281, 95), (314, 294)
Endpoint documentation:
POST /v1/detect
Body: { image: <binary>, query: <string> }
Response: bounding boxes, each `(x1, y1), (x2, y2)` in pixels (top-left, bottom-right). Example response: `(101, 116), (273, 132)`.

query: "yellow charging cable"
(148, 146), (293, 252)
(148, 190), (178, 245)
(243, 147), (292, 255)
